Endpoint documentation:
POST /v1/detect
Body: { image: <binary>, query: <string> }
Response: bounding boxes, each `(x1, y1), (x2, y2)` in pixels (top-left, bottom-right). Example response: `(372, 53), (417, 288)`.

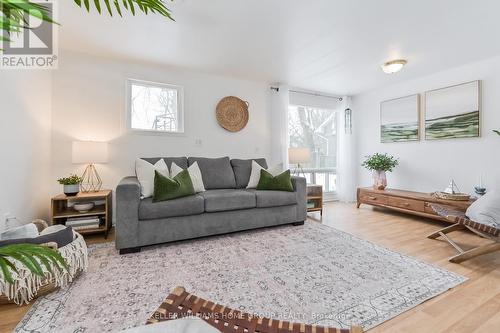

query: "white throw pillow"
(0, 223), (39, 240)
(135, 158), (169, 198)
(246, 160), (283, 189)
(40, 224), (68, 236)
(171, 161), (206, 193)
(466, 190), (500, 228)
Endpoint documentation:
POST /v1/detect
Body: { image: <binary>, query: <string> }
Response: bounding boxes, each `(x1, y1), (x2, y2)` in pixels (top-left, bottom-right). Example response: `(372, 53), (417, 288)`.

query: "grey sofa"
(116, 157), (307, 254)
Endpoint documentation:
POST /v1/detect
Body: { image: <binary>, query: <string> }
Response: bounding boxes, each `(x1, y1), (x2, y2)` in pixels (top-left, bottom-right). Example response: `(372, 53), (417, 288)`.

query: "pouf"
(0, 231), (88, 305)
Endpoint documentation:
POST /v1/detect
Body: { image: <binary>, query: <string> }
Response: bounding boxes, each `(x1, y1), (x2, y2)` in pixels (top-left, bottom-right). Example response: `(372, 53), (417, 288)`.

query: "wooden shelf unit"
(51, 189), (112, 238)
(357, 187), (474, 222)
(307, 184), (323, 216)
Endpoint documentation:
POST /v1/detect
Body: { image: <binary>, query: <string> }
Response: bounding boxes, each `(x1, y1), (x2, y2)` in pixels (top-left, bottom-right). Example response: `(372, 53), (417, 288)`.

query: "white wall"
(51, 51), (272, 196)
(353, 56), (500, 193)
(0, 71), (52, 228)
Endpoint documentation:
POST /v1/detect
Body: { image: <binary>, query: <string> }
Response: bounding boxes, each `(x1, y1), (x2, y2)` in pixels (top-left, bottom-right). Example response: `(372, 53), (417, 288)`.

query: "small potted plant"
(57, 174), (82, 196)
(362, 153), (399, 190)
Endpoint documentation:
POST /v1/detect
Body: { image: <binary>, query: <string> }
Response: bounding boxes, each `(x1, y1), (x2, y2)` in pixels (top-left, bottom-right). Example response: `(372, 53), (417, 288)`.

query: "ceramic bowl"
(73, 202), (95, 213)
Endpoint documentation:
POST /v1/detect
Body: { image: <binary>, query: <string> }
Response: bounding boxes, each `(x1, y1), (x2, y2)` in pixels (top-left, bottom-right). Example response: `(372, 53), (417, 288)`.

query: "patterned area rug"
(15, 222), (466, 332)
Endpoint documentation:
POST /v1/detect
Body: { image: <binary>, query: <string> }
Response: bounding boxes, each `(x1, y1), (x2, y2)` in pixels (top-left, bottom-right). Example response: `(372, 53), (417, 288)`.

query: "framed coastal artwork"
(424, 80), (480, 140)
(380, 94), (420, 143)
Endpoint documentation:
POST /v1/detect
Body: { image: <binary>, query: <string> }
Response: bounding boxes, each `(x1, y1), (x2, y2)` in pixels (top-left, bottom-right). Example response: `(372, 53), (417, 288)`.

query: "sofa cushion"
(188, 157), (236, 189)
(141, 157), (188, 170)
(139, 195), (204, 220)
(200, 189), (256, 212)
(231, 158), (268, 188)
(254, 190), (297, 208)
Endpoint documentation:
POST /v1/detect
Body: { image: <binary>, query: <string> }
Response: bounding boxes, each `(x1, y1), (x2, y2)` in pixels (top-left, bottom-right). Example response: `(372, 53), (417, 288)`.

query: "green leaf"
(0, 257), (16, 284)
(102, 0), (113, 16)
(1, 0), (174, 54)
(93, 0), (101, 13)
(0, 243), (68, 284)
(70, 0), (174, 20)
(494, 130), (500, 136)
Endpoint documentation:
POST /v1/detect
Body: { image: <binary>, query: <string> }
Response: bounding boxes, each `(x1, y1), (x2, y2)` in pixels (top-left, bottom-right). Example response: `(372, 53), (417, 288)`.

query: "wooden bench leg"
(449, 242), (500, 263)
(427, 223), (465, 239)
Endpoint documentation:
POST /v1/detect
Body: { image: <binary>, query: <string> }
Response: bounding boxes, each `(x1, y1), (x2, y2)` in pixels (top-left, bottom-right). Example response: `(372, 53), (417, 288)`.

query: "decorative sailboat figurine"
(435, 179), (470, 201)
(443, 179), (460, 194)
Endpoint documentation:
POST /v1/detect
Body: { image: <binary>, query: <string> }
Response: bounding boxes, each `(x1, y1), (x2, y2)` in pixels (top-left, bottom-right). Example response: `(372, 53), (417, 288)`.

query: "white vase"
(373, 170), (387, 190)
(63, 184), (80, 196)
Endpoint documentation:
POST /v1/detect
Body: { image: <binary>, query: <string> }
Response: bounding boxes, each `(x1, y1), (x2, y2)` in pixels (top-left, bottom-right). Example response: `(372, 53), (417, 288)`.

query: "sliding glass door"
(288, 105), (337, 198)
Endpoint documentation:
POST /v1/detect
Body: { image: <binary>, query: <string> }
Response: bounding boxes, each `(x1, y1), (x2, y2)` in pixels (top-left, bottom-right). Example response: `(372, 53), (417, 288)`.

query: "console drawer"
(388, 197), (425, 212)
(359, 192), (388, 205)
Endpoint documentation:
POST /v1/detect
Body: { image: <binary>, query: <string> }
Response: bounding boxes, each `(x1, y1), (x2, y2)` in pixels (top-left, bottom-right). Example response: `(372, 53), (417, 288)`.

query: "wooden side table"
(307, 184), (323, 216)
(51, 189), (112, 238)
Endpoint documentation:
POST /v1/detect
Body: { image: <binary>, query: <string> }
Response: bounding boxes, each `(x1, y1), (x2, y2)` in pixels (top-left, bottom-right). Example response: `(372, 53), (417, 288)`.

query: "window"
(127, 79), (184, 133)
(288, 105), (337, 194)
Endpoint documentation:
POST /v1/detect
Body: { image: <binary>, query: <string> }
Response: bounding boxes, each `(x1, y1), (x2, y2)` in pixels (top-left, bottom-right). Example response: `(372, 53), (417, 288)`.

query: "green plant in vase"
(362, 153), (399, 190)
(57, 174), (82, 196)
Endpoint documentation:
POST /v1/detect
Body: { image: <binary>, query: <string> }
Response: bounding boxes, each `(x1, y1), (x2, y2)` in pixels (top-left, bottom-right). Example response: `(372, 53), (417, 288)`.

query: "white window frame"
(288, 103), (338, 200)
(126, 78), (184, 134)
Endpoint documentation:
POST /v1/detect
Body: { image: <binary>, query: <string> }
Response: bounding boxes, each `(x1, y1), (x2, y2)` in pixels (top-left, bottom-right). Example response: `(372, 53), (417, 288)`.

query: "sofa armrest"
(116, 176), (141, 249)
(291, 176), (307, 222)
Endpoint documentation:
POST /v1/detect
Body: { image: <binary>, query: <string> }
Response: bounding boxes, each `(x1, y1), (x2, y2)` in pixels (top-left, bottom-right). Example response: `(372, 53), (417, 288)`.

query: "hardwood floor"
(1, 203), (499, 333)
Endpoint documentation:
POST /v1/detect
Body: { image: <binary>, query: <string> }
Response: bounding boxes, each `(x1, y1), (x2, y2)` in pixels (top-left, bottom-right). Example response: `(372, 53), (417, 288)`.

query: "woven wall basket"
(216, 96), (249, 132)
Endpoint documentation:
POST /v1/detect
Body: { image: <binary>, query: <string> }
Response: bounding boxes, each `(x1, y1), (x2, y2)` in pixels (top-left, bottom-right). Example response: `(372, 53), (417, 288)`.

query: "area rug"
(15, 222), (466, 332)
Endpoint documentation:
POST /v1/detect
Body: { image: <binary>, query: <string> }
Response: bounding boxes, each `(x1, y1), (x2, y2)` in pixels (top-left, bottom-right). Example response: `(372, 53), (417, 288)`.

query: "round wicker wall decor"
(216, 96), (249, 132)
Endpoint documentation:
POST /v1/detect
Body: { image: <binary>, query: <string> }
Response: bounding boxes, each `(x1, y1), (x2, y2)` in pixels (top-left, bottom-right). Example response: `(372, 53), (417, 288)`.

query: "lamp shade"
(72, 141), (108, 164)
(288, 148), (311, 164)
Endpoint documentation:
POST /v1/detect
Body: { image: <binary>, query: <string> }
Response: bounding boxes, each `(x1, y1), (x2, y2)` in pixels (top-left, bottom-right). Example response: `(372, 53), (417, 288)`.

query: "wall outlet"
(3, 213), (17, 227)
(2, 213), (11, 231)
(195, 139), (202, 146)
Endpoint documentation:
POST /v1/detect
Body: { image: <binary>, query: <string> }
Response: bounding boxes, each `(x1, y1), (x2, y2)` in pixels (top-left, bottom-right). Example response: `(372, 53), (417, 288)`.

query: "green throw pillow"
(153, 169), (195, 202)
(256, 169), (294, 192)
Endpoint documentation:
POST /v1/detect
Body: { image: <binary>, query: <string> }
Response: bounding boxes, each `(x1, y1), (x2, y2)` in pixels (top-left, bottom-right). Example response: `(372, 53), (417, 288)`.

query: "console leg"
(119, 247), (141, 255)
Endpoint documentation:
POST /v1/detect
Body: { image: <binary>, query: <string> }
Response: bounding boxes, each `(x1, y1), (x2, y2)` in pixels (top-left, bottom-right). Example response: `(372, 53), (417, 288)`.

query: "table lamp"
(72, 141), (108, 192)
(288, 147), (311, 177)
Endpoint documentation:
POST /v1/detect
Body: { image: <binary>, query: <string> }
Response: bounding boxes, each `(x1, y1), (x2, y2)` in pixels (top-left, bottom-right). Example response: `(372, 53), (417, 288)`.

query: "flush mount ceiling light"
(381, 59), (407, 74)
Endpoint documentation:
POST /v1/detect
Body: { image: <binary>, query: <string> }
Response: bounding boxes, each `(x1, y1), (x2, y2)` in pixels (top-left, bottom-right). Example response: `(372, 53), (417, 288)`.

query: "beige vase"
(373, 170), (387, 190)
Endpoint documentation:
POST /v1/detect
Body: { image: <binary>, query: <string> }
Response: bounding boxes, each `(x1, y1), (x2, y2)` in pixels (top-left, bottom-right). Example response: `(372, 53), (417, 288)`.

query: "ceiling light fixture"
(381, 59), (407, 74)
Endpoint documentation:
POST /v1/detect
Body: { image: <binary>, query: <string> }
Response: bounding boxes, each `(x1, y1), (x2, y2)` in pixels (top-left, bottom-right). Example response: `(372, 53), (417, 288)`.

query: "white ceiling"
(58, 0), (500, 95)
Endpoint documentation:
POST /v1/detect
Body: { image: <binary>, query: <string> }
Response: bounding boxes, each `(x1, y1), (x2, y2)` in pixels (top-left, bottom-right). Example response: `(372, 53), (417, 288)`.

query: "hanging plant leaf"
(0, 0), (175, 50)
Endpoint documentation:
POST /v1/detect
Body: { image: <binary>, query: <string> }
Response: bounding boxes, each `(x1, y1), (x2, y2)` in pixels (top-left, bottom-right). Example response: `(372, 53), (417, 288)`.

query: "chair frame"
(427, 204), (500, 263)
(148, 286), (364, 333)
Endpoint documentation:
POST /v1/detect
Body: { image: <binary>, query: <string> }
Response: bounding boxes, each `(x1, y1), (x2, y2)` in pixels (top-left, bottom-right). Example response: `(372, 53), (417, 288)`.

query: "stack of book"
(66, 216), (101, 231)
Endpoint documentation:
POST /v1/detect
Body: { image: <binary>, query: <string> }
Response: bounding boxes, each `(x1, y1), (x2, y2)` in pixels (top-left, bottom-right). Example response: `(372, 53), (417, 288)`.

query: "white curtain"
(336, 96), (357, 202)
(270, 85), (290, 169)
